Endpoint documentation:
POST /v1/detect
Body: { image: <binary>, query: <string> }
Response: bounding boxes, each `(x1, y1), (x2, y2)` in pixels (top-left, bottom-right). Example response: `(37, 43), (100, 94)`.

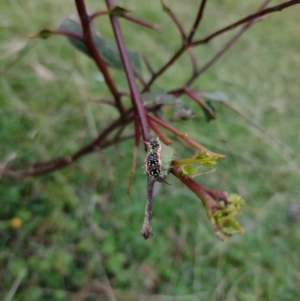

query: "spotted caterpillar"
(145, 137), (163, 179)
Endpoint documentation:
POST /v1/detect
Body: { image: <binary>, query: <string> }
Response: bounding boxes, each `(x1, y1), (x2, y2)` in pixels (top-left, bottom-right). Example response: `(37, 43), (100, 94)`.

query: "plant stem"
(74, 0), (125, 115)
(187, 0), (208, 42)
(105, 0), (150, 143)
(122, 13), (162, 32)
(185, 0), (271, 86)
(142, 45), (185, 92)
(192, 0), (299, 46)
(147, 114), (225, 157)
(141, 178), (155, 239)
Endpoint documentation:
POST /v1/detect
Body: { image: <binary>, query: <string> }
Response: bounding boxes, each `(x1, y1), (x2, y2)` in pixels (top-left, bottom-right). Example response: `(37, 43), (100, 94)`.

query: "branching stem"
(105, 0), (150, 143)
(75, 0), (125, 115)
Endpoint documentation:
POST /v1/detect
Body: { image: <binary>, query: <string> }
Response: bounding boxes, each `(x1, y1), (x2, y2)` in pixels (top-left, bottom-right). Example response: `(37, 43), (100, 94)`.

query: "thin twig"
(142, 0), (299, 91)
(4, 134), (134, 178)
(141, 178), (156, 239)
(90, 10), (162, 31)
(6, 112), (134, 177)
(140, 0), (207, 90)
(105, 0), (150, 143)
(90, 10), (110, 20)
(142, 55), (155, 75)
(147, 116), (173, 145)
(187, 46), (198, 73)
(133, 69), (147, 89)
(192, 0), (299, 46)
(161, 0), (186, 40)
(142, 45), (185, 92)
(185, 0), (271, 86)
(147, 113), (225, 157)
(188, 0), (208, 42)
(161, 1), (199, 72)
(122, 13), (162, 32)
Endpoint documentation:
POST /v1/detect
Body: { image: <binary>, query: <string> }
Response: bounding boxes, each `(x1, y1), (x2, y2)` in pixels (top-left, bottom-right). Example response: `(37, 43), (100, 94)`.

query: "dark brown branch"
(3, 101), (163, 178)
(4, 136), (130, 178)
(142, 55), (155, 76)
(142, 45), (185, 92)
(185, 0), (271, 87)
(133, 69), (147, 89)
(192, 0), (299, 46)
(7, 112), (134, 177)
(105, 0), (150, 143)
(162, 1), (186, 40)
(90, 10), (162, 31)
(161, 1), (199, 73)
(188, 0), (208, 42)
(74, 0), (125, 115)
(140, 0), (208, 90)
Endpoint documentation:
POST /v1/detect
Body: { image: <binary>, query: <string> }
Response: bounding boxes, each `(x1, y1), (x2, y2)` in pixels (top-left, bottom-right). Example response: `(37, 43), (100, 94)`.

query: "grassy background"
(1, 0), (300, 300)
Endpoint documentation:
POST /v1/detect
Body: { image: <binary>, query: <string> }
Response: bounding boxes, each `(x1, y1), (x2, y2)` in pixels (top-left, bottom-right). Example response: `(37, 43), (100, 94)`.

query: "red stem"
(74, 0), (125, 115)
(105, 0), (150, 143)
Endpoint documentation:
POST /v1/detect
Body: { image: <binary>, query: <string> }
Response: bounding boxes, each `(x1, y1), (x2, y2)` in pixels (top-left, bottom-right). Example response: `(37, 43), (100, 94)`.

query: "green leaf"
(109, 6), (131, 15)
(160, 142), (176, 176)
(202, 100), (216, 122)
(211, 193), (245, 239)
(58, 19), (141, 72)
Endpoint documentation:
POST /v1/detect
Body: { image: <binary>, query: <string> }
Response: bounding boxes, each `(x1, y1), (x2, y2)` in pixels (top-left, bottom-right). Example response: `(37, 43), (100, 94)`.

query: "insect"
(146, 137), (162, 153)
(145, 137), (163, 179)
(146, 158), (161, 168)
(148, 168), (161, 178)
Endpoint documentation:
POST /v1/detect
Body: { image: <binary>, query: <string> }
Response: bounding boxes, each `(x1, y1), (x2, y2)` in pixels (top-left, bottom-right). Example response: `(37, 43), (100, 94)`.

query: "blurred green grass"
(1, 0), (300, 300)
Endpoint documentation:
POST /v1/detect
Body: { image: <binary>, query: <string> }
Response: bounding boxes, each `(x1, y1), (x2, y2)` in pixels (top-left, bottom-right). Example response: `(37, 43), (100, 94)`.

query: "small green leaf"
(29, 29), (55, 39)
(202, 100), (216, 122)
(211, 193), (245, 238)
(173, 151), (218, 178)
(109, 6), (131, 15)
(58, 19), (141, 72)
(160, 143), (176, 176)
